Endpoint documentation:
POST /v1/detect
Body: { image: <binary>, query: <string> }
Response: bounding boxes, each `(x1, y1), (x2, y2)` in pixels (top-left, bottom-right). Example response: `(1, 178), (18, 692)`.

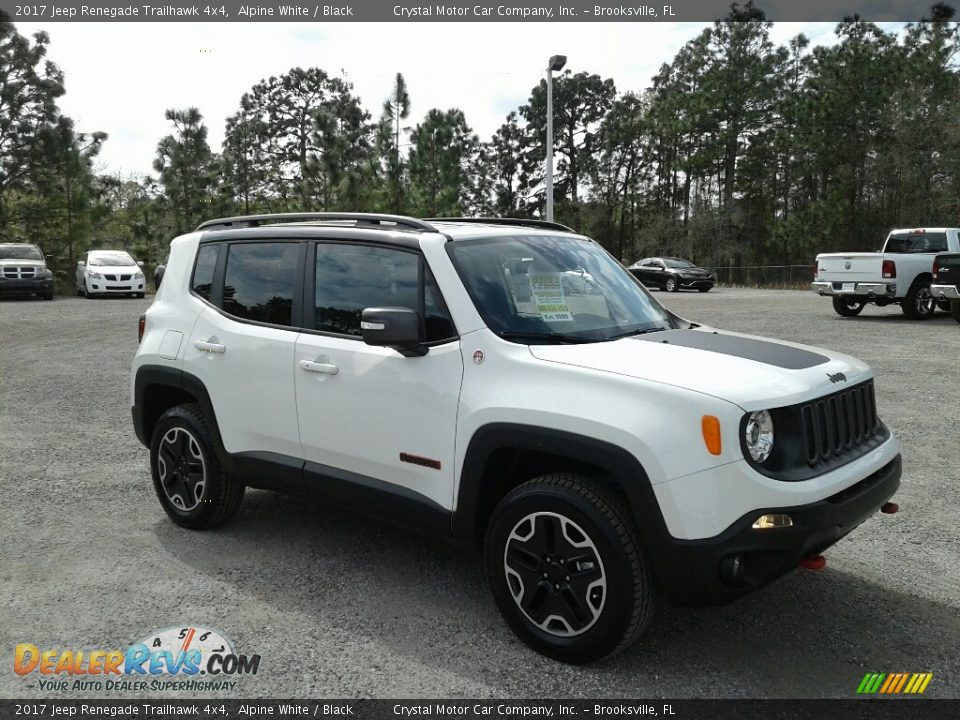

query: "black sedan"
(627, 257), (714, 292)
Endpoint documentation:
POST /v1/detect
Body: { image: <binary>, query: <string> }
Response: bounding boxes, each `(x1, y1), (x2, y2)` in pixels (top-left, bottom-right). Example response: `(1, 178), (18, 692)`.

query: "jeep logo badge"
(844, 261), (851, 269)
(827, 372), (847, 383)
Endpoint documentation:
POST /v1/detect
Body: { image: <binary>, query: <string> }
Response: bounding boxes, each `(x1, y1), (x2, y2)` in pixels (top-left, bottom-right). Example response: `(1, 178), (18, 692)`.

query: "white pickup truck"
(812, 228), (960, 318)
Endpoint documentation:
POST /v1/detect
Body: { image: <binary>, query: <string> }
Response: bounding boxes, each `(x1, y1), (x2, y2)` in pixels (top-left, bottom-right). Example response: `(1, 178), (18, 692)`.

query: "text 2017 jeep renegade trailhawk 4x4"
(132, 213), (902, 663)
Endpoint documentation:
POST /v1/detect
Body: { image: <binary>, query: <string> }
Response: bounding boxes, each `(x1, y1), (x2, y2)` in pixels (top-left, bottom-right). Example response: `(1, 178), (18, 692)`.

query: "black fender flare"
(132, 365), (224, 455)
(451, 423), (671, 554)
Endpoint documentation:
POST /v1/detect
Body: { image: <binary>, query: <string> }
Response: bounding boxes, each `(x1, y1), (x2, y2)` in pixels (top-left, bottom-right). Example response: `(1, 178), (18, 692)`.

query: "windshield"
(663, 258), (695, 268)
(0, 245), (42, 261)
(885, 232), (947, 254)
(89, 252), (136, 266)
(448, 235), (679, 343)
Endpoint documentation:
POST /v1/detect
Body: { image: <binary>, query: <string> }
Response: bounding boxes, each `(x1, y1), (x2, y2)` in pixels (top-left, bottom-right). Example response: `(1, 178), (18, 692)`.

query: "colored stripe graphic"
(892, 673), (909, 693)
(857, 672), (932, 694)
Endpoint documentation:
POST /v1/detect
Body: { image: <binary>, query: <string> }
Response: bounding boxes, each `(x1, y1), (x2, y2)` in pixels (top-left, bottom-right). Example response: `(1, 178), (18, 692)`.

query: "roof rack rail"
(425, 217), (576, 233)
(195, 213), (437, 232)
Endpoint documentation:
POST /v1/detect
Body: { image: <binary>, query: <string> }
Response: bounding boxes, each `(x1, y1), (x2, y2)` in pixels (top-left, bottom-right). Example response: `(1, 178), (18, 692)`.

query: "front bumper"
(811, 281), (896, 298)
(89, 279), (145, 294)
(649, 452), (901, 606)
(678, 277), (714, 290)
(931, 283), (960, 301)
(0, 277), (53, 295)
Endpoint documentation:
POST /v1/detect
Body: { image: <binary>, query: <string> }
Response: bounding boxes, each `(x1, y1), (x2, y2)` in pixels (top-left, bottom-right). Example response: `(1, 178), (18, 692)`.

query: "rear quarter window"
(191, 244), (219, 301)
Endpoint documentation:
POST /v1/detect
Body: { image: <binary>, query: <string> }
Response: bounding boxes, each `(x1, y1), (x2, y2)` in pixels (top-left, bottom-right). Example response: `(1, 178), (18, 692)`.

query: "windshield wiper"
(605, 327), (667, 341)
(498, 331), (592, 345)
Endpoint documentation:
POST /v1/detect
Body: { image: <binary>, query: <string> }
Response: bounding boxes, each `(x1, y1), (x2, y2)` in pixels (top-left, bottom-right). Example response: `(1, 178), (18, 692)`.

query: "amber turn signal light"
(701, 415), (722, 455)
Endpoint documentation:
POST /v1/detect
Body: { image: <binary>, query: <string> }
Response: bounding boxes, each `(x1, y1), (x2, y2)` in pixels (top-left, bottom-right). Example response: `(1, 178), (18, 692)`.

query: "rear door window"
(222, 243), (300, 327)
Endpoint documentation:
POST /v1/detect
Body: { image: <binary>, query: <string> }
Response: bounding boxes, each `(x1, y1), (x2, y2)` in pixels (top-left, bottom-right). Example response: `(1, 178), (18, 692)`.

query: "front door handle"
(299, 360), (339, 375)
(194, 340), (225, 354)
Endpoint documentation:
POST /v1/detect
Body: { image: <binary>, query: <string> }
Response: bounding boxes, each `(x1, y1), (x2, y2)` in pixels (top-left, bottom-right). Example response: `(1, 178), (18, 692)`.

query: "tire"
(832, 296), (865, 317)
(150, 404), (244, 530)
(484, 473), (654, 664)
(902, 280), (935, 320)
(76, 287), (84, 297)
(952, 300), (960, 324)
(44, 292), (53, 301)
(698, 287), (711, 293)
(136, 292), (145, 299)
(664, 277), (679, 292)
(936, 300), (951, 313)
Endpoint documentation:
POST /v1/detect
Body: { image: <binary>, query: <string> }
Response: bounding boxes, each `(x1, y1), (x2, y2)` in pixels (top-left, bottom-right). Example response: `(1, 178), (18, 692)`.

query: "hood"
(528, 328), (870, 410)
(0, 258), (45, 267)
(87, 265), (140, 274)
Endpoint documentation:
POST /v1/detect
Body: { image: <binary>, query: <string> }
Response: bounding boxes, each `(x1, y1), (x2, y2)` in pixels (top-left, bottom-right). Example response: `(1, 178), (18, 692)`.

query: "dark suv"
(0, 243), (54, 300)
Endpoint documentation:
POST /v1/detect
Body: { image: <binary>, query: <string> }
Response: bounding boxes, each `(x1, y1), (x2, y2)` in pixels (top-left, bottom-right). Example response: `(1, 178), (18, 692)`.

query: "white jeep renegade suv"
(131, 213), (901, 663)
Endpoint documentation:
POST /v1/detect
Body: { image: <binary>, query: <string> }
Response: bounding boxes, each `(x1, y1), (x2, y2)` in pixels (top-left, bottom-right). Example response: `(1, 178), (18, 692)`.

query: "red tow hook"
(799, 554), (827, 571)
(881, 502), (899, 514)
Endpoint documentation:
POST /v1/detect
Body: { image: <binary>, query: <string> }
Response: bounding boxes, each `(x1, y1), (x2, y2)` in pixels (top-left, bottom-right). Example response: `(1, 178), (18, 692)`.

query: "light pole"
(545, 54), (567, 223)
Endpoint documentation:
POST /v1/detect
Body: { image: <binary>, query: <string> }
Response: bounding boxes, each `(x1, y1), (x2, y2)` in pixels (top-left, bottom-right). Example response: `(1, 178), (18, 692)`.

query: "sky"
(15, 21), (874, 179)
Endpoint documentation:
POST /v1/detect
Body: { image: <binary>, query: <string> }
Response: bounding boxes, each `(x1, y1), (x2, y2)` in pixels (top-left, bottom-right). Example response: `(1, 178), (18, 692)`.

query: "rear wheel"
(150, 404), (244, 530)
(832, 296), (865, 317)
(936, 299), (951, 313)
(902, 281), (935, 320)
(698, 287), (711, 293)
(484, 473), (654, 664)
(952, 300), (960, 324)
(664, 277), (678, 292)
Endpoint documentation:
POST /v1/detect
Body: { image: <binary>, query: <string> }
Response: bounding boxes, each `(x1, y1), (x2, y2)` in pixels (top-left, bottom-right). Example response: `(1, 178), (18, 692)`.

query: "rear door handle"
(193, 340), (226, 354)
(299, 360), (338, 375)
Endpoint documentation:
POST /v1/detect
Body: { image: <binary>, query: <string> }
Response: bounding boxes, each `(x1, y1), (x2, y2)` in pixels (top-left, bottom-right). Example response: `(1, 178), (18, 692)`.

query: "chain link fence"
(708, 264), (813, 289)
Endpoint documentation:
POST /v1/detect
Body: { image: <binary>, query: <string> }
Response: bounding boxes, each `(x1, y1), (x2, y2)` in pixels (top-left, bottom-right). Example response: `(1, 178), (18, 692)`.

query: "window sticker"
(528, 273), (574, 322)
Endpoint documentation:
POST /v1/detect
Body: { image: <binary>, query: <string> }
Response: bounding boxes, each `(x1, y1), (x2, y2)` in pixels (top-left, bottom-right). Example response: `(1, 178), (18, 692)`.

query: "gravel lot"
(1, 289), (958, 699)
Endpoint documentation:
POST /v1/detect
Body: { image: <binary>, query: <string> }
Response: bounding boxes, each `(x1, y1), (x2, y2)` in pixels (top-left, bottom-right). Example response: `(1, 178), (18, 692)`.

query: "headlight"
(134, 271), (144, 279)
(744, 410), (774, 463)
(87, 271), (102, 279)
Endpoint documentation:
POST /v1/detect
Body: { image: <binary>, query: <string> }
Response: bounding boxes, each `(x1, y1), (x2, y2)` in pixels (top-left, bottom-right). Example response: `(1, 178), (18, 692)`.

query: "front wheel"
(902, 281), (935, 320)
(150, 404), (244, 529)
(484, 474), (654, 664)
(832, 296), (865, 317)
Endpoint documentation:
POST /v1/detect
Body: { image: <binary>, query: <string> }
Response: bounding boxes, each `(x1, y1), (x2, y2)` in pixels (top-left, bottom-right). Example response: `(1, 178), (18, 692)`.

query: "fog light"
(720, 554), (744, 583)
(752, 513), (793, 529)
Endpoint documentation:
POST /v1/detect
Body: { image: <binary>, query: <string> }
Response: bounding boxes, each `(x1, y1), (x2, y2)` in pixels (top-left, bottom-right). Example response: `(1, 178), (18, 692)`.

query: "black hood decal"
(634, 329), (830, 370)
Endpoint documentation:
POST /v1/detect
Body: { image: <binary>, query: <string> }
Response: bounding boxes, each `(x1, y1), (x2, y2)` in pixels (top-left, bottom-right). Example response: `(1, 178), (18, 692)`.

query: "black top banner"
(0, 0), (955, 22)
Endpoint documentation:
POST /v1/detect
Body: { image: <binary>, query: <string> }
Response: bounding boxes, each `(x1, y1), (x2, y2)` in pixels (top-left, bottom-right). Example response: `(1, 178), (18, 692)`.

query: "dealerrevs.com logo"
(13, 626), (261, 692)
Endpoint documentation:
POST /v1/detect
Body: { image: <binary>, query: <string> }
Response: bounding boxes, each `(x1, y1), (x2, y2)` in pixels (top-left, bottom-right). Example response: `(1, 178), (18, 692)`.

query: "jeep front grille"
(801, 381), (878, 466)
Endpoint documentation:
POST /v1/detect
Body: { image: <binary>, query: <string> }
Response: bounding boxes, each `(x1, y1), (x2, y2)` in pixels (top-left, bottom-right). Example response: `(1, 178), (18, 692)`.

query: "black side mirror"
(361, 307), (427, 357)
